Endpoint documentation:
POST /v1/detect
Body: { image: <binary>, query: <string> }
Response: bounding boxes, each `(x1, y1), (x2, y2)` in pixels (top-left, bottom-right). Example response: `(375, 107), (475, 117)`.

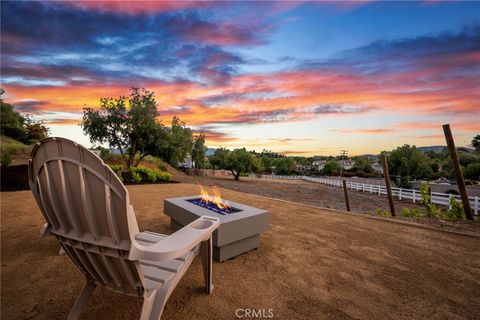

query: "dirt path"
(2, 184), (480, 319)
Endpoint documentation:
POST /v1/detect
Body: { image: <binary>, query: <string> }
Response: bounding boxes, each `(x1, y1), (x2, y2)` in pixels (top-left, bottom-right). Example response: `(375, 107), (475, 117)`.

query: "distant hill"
(357, 154), (379, 160)
(418, 146), (447, 153)
(206, 148), (216, 156)
(418, 145), (475, 154)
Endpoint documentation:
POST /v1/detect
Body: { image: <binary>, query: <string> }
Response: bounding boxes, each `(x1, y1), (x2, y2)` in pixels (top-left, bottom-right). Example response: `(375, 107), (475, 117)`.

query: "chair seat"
(135, 231), (199, 291)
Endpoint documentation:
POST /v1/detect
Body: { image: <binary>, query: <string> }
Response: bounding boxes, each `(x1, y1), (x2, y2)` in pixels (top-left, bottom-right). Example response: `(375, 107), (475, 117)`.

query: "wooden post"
(342, 180), (351, 211)
(381, 154), (396, 216)
(442, 124), (473, 220)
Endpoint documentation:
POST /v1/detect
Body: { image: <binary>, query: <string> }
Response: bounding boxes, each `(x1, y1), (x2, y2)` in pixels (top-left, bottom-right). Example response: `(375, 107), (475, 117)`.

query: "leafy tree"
(351, 156), (374, 174)
(323, 160), (340, 176)
(155, 116), (193, 167)
(260, 156), (274, 173)
(209, 148), (229, 170)
(464, 163), (480, 180)
(273, 157), (296, 175)
(210, 148), (262, 180)
(1, 101), (24, 139)
(458, 152), (479, 167)
(22, 115), (49, 143)
(191, 133), (206, 169)
(1, 100), (49, 143)
(471, 135), (480, 152)
(82, 88), (165, 169)
(388, 145), (432, 187)
(226, 148), (262, 180)
(430, 160), (440, 173)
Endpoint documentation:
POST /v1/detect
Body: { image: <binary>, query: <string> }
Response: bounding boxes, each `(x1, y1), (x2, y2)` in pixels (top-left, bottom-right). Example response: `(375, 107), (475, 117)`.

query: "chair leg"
(67, 280), (96, 320)
(200, 237), (214, 294)
(140, 289), (168, 320)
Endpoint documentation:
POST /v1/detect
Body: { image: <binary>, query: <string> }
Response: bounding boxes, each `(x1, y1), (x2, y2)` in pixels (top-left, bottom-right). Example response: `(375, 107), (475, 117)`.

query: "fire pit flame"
(199, 184), (231, 210)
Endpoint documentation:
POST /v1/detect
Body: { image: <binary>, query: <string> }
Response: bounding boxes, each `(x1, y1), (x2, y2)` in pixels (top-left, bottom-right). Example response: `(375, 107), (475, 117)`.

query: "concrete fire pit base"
(164, 196), (269, 262)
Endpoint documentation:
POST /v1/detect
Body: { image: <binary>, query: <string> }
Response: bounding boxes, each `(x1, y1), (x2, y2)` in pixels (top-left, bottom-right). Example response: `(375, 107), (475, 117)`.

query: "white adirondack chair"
(28, 137), (220, 319)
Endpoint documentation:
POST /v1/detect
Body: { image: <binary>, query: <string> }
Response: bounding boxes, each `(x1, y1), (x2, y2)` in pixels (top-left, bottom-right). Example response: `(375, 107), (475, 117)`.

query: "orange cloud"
(44, 119), (82, 126)
(4, 46), (479, 138)
(332, 128), (396, 134)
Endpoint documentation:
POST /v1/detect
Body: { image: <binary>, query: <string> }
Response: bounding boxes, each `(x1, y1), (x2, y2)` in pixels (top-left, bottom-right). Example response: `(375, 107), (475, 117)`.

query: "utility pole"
(339, 150), (348, 177)
(442, 124), (473, 220)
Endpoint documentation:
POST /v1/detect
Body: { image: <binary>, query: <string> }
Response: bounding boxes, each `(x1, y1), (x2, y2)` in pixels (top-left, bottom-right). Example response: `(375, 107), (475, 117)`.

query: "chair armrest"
(129, 216), (220, 261)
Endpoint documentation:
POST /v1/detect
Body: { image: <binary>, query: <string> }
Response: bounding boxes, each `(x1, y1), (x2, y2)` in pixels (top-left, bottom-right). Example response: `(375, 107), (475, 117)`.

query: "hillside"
(0, 135), (33, 165)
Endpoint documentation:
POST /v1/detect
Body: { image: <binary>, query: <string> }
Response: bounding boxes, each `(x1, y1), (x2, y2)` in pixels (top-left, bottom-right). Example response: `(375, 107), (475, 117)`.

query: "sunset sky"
(1, 1), (479, 156)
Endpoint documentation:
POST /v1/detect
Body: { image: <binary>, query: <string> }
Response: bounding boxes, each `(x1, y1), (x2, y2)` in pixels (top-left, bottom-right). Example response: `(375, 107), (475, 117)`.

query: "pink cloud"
(59, 1), (213, 14)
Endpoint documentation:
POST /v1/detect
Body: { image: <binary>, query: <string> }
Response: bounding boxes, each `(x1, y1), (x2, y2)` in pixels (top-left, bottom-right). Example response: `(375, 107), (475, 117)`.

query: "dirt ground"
(178, 175), (480, 234)
(1, 183), (480, 320)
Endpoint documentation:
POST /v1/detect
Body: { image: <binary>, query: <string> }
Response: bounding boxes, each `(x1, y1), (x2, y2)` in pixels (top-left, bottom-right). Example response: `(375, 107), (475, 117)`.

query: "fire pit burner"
(164, 195), (269, 261)
(187, 198), (241, 215)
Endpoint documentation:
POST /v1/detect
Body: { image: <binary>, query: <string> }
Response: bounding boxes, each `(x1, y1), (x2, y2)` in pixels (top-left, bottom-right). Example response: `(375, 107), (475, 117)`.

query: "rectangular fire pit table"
(164, 195), (269, 262)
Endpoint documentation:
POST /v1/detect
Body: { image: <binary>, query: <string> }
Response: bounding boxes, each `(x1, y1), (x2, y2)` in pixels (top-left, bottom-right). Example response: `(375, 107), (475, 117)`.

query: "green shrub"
(401, 208), (422, 218)
(1, 152), (12, 167)
(425, 203), (440, 218)
(420, 182), (440, 218)
(108, 164), (123, 180)
(130, 166), (171, 182)
(375, 208), (391, 217)
(159, 171), (172, 182)
(131, 171), (142, 183)
(447, 197), (465, 220)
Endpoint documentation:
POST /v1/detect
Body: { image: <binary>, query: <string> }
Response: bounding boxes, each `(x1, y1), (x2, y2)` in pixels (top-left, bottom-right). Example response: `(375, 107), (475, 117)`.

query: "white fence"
(251, 174), (479, 215)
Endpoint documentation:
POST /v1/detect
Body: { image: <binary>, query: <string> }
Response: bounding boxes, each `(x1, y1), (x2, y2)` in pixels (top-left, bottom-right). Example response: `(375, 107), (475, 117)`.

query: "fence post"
(381, 154), (396, 217)
(448, 194), (454, 210)
(399, 188), (402, 200)
(443, 124), (473, 220)
(412, 190), (416, 204)
(475, 196), (478, 216)
(342, 180), (351, 212)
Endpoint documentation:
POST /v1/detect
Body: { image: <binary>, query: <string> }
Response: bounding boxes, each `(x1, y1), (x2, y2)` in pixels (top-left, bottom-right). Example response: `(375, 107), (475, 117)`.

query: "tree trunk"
(231, 170), (240, 180)
(127, 140), (138, 169)
(134, 153), (148, 167)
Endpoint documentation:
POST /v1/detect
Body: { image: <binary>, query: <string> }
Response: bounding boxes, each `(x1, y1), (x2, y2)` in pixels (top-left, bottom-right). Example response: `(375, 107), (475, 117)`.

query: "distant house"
(178, 155), (194, 169)
(339, 159), (355, 170)
(312, 160), (326, 171)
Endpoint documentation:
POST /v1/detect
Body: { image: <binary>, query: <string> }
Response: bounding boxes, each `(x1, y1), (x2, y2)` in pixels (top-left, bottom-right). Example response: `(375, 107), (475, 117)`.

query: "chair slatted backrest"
(29, 137), (145, 297)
